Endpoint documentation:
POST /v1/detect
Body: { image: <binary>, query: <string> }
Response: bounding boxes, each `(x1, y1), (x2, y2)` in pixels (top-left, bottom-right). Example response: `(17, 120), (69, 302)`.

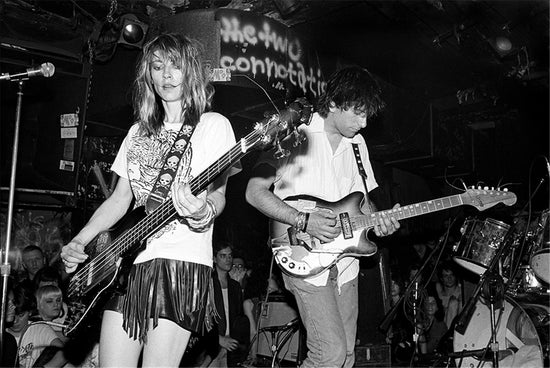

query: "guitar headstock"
(460, 186), (517, 211)
(251, 98), (313, 154)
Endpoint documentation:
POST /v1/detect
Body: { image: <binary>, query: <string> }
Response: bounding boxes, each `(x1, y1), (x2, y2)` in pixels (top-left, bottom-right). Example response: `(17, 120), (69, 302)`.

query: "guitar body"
(271, 192), (377, 278)
(64, 206), (147, 337)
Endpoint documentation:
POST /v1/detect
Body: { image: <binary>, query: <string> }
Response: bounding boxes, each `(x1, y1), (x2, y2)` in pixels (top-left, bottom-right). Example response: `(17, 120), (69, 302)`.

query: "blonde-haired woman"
(61, 33), (239, 366)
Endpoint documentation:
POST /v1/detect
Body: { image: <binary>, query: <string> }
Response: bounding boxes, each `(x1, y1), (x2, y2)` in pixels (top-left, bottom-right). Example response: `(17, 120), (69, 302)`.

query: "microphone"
(0, 62), (55, 81)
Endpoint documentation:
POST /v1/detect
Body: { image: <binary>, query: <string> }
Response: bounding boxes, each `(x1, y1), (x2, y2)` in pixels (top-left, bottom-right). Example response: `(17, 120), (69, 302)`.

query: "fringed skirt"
(105, 258), (215, 342)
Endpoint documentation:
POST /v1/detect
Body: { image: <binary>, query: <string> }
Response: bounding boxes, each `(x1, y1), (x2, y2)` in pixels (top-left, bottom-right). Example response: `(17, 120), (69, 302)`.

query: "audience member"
(33, 267), (69, 333)
(20, 245), (46, 284)
(417, 291), (447, 355)
(17, 285), (67, 367)
(229, 255), (251, 293)
(207, 242), (249, 367)
(33, 266), (63, 290)
(2, 279), (19, 367)
(6, 283), (35, 344)
(435, 261), (463, 328)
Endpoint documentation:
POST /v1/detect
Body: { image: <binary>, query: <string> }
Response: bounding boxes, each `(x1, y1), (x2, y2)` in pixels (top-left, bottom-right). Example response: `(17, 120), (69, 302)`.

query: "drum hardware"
(482, 272), (506, 368)
(453, 297), (549, 368)
(454, 220), (516, 339)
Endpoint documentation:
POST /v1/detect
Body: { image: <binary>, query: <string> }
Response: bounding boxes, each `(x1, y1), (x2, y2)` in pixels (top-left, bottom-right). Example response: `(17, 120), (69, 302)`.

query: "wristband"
(303, 212), (310, 232)
(187, 199), (216, 230)
(294, 211), (306, 232)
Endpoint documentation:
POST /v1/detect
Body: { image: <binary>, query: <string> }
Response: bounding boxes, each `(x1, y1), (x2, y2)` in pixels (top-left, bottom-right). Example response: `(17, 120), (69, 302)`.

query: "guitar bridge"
(339, 212), (353, 239)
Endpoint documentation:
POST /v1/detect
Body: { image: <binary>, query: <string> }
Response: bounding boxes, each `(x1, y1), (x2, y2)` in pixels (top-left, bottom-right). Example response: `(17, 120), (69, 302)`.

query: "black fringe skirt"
(106, 258), (215, 342)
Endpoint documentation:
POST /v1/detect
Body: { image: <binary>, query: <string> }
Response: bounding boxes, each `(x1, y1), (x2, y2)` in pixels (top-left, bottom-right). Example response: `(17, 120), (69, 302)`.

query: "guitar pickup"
(339, 212), (353, 239)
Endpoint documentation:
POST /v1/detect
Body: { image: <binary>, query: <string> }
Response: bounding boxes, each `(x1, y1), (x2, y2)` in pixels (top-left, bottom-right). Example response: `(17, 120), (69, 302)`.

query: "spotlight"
(487, 35), (514, 58)
(118, 14), (149, 48)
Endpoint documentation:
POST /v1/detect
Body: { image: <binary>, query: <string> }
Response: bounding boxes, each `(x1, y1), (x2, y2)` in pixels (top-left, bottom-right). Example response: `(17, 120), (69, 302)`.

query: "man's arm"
(245, 163), (340, 243)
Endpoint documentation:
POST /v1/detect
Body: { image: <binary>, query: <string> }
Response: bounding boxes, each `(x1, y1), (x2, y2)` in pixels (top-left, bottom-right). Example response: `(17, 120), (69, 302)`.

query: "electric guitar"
(271, 188), (517, 278)
(64, 99), (313, 337)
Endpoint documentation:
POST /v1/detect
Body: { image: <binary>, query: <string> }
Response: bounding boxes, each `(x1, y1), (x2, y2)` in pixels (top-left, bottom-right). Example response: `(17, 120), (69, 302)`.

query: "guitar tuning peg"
(503, 188), (508, 192)
(273, 140), (290, 159)
(292, 128), (306, 147)
(483, 186), (489, 190)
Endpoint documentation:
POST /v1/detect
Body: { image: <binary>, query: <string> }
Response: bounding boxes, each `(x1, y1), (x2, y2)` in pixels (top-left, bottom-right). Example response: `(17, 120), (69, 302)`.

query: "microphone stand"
(0, 79), (26, 361)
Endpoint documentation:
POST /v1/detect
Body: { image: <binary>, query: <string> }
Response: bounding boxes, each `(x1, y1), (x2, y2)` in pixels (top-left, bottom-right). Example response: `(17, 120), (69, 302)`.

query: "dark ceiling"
(1, 0), (548, 209)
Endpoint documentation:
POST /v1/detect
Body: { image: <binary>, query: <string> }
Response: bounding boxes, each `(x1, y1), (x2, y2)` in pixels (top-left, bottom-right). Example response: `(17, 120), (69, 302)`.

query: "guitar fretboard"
(353, 194), (463, 230)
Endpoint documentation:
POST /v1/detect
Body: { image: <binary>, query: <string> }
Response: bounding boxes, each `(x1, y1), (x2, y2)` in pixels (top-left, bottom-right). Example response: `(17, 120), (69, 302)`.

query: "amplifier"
(256, 300), (302, 364)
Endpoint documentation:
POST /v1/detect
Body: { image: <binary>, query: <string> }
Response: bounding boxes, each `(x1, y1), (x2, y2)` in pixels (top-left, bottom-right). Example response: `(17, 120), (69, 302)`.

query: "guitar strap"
(145, 122), (196, 213)
(352, 143), (370, 194)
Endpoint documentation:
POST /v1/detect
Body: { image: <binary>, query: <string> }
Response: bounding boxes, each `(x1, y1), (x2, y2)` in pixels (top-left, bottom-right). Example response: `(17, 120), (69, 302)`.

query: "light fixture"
(118, 14), (149, 48)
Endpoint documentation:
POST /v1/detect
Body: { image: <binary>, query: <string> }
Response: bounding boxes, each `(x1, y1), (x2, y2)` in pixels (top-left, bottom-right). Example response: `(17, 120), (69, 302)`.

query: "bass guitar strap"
(145, 122), (196, 213)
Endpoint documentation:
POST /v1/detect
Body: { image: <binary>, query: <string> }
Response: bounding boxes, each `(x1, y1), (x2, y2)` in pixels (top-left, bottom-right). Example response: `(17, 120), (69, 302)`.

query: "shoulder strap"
(352, 143), (369, 194)
(145, 123), (196, 212)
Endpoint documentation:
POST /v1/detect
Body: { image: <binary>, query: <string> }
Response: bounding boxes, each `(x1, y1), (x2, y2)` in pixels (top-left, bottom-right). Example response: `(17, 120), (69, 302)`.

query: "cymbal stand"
(0, 79), (26, 362)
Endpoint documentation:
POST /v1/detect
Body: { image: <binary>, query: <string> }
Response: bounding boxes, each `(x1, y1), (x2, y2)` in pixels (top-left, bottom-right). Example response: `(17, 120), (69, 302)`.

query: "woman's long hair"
(133, 33), (213, 136)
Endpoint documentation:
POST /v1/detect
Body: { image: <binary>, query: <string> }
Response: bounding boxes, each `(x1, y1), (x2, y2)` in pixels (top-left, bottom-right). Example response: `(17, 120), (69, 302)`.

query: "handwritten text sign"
(216, 9), (325, 98)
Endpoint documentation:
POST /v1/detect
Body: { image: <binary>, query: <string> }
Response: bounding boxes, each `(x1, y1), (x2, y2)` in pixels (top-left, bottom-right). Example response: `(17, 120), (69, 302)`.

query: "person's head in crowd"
(390, 270), (405, 301)
(229, 254), (251, 289)
(213, 241), (233, 274)
(11, 283), (36, 334)
(438, 261), (459, 289)
(407, 263), (423, 286)
(36, 285), (63, 321)
(21, 245), (46, 280)
(423, 289), (445, 322)
(33, 266), (62, 290)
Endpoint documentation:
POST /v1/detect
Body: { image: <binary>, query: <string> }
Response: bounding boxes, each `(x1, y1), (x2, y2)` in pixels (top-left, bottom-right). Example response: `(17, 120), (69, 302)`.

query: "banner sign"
(216, 9), (326, 99)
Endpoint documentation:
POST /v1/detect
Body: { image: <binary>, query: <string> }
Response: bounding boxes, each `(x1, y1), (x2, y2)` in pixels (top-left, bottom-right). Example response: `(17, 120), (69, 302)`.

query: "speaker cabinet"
(256, 298), (302, 364)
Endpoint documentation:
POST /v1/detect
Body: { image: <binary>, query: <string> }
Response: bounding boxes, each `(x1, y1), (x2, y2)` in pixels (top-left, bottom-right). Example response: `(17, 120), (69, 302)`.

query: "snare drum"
(454, 297), (549, 368)
(453, 218), (511, 275)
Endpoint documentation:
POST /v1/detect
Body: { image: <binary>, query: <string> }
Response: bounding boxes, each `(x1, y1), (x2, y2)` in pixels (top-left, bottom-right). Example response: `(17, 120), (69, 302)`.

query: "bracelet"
(303, 212), (310, 232)
(187, 199), (216, 230)
(294, 211), (306, 232)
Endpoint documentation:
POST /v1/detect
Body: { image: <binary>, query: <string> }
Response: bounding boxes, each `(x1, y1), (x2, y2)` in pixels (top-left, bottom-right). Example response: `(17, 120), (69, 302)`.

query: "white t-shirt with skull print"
(111, 112), (240, 267)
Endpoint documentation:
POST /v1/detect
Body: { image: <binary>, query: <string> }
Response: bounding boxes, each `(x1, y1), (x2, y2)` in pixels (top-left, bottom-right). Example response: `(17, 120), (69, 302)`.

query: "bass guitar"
(271, 188), (517, 278)
(64, 99), (313, 336)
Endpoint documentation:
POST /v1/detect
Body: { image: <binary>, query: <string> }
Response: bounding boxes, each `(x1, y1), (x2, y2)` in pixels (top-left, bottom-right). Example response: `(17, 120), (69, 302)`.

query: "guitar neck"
(356, 194), (464, 230)
(114, 130), (263, 256)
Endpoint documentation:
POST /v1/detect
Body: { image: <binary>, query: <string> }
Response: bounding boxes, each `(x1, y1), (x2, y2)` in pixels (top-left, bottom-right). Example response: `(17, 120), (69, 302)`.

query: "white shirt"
(112, 112), (240, 267)
(264, 112), (378, 287)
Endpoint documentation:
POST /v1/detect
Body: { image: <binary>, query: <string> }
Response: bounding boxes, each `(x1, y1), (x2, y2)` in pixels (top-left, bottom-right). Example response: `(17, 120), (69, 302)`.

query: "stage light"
(118, 14), (149, 48)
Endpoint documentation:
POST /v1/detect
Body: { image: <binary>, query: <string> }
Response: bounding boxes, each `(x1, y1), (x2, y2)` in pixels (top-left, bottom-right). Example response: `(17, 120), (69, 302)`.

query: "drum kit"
(451, 210), (549, 368)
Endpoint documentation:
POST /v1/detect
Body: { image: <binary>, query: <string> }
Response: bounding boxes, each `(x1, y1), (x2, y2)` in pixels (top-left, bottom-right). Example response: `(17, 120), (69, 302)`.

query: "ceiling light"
(118, 14), (149, 48)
